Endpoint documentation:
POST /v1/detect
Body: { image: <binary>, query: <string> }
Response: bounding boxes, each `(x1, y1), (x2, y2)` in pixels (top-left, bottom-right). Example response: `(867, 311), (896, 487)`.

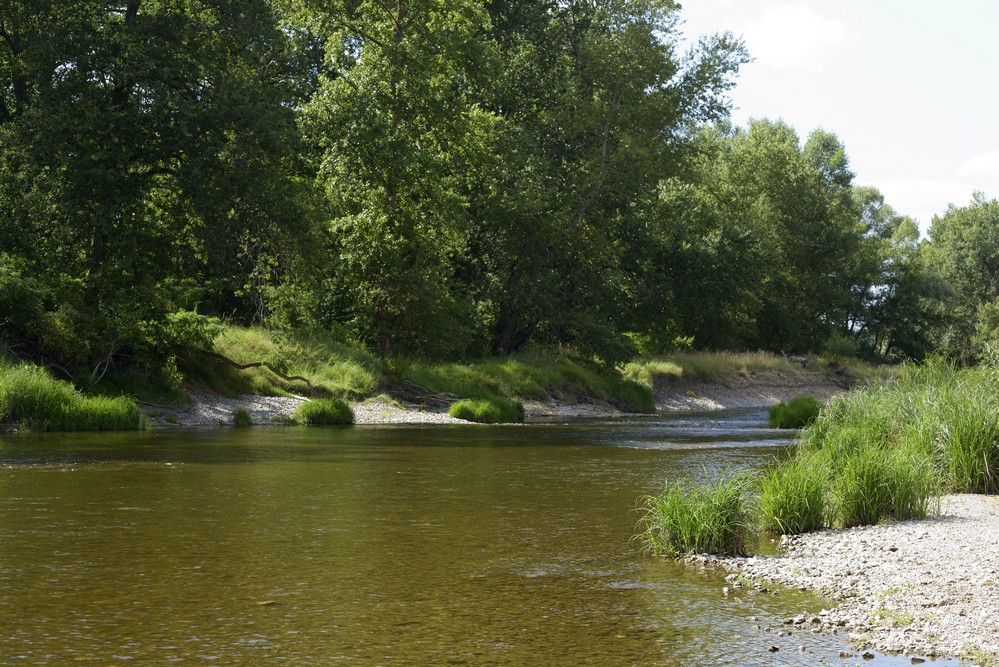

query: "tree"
(0, 0), (306, 376)
(460, 0), (749, 360)
(301, 0), (497, 357)
(924, 194), (999, 359)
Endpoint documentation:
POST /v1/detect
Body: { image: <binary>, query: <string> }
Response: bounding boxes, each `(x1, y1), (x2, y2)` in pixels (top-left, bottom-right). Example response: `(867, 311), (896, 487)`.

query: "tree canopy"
(0, 0), (991, 384)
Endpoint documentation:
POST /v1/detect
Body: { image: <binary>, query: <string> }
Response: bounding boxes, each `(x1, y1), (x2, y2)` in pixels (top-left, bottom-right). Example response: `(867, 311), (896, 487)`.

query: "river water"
(0, 410), (963, 665)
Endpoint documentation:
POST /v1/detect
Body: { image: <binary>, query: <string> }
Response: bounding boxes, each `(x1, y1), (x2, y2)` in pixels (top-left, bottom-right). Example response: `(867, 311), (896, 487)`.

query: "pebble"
(719, 495), (999, 663)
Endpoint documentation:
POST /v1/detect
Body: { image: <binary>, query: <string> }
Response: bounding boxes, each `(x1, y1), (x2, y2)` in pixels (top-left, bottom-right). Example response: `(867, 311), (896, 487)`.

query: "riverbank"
(714, 494), (999, 664)
(144, 368), (850, 426)
(654, 369), (850, 411)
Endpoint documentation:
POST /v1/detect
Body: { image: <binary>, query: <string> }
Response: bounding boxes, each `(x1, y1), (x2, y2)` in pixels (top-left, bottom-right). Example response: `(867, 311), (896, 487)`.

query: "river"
(0, 409), (963, 665)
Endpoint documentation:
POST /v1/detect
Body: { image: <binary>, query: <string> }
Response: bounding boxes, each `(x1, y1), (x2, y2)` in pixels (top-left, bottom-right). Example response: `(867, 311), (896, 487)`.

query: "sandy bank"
(654, 369), (849, 411)
(713, 494), (999, 663)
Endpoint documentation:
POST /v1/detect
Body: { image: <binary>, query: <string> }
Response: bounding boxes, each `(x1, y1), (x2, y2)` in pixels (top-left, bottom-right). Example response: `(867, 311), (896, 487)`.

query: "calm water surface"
(0, 409), (963, 665)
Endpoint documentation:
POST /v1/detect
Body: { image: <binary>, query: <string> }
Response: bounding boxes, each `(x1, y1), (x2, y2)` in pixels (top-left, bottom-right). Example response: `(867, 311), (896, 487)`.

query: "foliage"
(769, 396), (822, 429)
(293, 398), (354, 425)
(639, 474), (752, 557)
(404, 353), (653, 413)
(232, 408), (253, 427)
(0, 363), (145, 431)
(624, 351), (800, 386)
(449, 397), (524, 424)
(758, 453), (827, 535)
(208, 326), (382, 398)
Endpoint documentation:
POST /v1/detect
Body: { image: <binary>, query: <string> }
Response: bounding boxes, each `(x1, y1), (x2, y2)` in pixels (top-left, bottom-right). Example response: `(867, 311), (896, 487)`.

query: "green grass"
(404, 352), (653, 413)
(639, 474), (752, 557)
(293, 397), (355, 425)
(232, 408), (253, 427)
(624, 351), (800, 385)
(0, 362), (145, 431)
(200, 326), (382, 399)
(769, 395), (822, 429)
(758, 452), (827, 534)
(449, 397), (525, 424)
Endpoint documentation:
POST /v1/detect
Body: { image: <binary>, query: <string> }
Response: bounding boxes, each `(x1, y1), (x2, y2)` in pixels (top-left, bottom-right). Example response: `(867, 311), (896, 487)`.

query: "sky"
(677, 0), (999, 235)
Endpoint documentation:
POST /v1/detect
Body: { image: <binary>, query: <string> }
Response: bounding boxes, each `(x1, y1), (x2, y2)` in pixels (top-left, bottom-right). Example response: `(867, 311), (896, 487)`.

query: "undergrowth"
(640, 474), (752, 557)
(0, 362), (145, 431)
(293, 397), (355, 425)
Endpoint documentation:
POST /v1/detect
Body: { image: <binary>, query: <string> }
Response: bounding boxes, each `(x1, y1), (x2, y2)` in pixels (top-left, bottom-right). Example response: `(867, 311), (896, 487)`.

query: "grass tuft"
(758, 452), (827, 534)
(232, 408), (253, 427)
(449, 397), (525, 424)
(769, 395), (822, 429)
(0, 362), (145, 431)
(293, 397), (355, 425)
(639, 474), (752, 557)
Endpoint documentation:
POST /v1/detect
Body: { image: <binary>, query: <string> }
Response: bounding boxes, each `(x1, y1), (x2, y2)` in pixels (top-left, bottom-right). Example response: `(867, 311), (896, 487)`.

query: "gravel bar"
(715, 494), (999, 663)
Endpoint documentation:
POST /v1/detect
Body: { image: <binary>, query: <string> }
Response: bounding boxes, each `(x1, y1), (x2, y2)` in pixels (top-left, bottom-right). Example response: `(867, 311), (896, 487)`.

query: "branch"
(202, 350), (316, 393)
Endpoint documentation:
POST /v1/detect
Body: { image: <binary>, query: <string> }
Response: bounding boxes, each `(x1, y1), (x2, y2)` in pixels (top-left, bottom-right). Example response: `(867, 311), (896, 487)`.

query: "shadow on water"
(0, 410), (968, 665)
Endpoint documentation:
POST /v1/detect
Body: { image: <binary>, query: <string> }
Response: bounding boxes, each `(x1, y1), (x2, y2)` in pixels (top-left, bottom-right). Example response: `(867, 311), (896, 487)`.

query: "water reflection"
(0, 412), (966, 665)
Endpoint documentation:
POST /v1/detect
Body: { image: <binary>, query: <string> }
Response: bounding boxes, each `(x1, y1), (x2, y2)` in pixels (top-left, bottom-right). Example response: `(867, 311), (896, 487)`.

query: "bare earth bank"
(654, 369), (849, 411)
(708, 495), (999, 664)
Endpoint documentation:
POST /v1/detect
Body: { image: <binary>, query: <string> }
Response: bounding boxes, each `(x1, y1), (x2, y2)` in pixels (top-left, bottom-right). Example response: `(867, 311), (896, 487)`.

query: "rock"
(862, 650), (875, 659)
(767, 645), (779, 653)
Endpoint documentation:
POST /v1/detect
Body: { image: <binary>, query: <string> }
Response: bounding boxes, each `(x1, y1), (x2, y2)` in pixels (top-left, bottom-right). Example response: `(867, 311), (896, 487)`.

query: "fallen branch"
(202, 351), (316, 394)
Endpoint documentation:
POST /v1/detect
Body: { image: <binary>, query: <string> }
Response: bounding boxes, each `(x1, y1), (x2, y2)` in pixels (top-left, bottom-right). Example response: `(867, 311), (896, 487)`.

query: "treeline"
(0, 0), (995, 387)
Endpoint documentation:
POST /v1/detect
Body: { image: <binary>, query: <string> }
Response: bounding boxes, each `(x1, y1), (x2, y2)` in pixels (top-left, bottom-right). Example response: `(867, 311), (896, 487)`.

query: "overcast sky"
(678, 0), (999, 234)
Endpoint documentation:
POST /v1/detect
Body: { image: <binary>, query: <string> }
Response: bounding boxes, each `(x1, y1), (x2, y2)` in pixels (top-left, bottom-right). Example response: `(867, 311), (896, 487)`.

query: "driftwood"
(388, 380), (457, 411)
(202, 350), (315, 394)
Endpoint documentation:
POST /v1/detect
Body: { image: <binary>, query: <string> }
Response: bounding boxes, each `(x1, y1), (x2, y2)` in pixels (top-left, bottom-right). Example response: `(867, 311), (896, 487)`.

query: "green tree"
(0, 0), (306, 376)
(924, 194), (999, 359)
(301, 0), (497, 357)
(461, 0), (748, 360)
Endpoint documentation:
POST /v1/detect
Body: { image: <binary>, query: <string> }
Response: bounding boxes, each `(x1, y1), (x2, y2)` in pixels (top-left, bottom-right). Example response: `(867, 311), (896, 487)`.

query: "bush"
(821, 333), (859, 364)
(293, 397), (354, 425)
(639, 475), (751, 557)
(449, 397), (525, 424)
(769, 395), (822, 429)
(0, 363), (145, 431)
(232, 408), (253, 427)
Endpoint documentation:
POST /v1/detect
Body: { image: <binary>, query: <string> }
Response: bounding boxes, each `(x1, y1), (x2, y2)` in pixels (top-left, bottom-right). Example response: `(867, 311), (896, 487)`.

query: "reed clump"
(768, 395), (822, 429)
(642, 360), (998, 557)
(640, 474), (752, 557)
(449, 397), (525, 424)
(0, 363), (145, 431)
(293, 397), (355, 425)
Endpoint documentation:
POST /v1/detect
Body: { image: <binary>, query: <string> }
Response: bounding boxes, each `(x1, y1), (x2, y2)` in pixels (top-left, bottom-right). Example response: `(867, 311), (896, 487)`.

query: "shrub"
(293, 397), (354, 425)
(449, 397), (525, 424)
(769, 395), (822, 429)
(640, 474), (751, 557)
(232, 408), (253, 427)
(821, 333), (859, 364)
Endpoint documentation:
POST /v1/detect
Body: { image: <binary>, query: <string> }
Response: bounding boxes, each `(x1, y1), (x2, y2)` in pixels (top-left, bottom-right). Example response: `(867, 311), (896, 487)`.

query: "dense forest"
(1, 0), (997, 388)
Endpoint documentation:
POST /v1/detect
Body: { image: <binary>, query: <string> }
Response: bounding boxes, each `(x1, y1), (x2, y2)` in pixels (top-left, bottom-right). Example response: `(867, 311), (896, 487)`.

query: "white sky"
(678, 0), (999, 234)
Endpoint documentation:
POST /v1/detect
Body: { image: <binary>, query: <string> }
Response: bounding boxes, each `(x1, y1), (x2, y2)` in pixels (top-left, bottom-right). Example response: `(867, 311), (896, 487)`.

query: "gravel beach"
(717, 494), (999, 664)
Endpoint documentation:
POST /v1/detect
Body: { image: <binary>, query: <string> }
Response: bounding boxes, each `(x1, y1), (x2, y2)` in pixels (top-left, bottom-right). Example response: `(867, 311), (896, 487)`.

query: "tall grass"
(644, 360), (989, 555)
(293, 397), (355, 425)
(640, 474), (752, 557)
(769, 395), (822, 429)
(449, 397), (525, 424)
(0, 363), (145, 431)
(404, 353), (653, 413)
(624, 351), (800, 386)
(208, 326), (382, 399)
(758, 452), (827, 534)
